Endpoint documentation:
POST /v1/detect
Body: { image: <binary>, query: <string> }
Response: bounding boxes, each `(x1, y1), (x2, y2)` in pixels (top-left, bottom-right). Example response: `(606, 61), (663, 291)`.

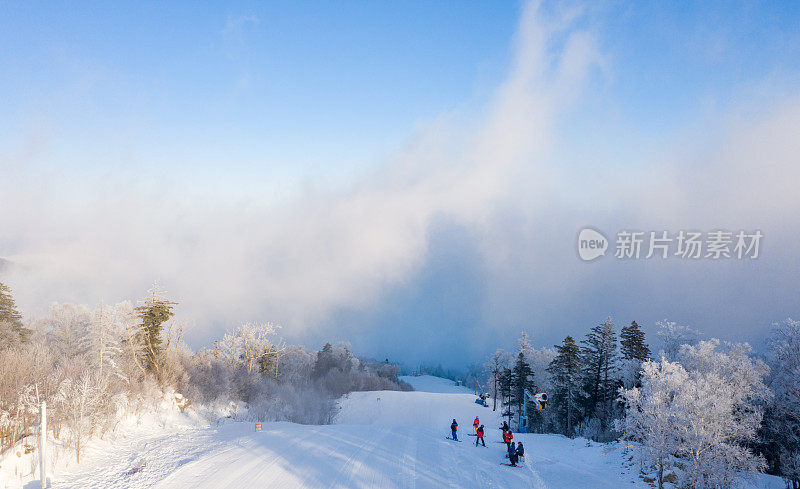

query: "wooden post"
(39, 401), (46, 488)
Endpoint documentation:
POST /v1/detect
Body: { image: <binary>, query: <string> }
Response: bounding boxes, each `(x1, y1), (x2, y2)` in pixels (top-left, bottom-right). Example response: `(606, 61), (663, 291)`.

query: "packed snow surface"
(1, 375), (783, 488)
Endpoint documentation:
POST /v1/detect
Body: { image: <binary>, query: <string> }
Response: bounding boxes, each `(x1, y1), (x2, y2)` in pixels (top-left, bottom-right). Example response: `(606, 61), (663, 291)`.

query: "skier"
(503, 429), (513, 450)
(515, 442), (524, 461)
(508, 441), (518, 467)
(499, 420), (509, 440)
(473, 416), (480, 434)
(450, 419), (458, 441)
(475, 424), (485, 446)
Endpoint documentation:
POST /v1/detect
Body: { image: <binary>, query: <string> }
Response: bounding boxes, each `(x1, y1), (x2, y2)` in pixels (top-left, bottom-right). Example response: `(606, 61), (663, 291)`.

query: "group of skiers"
(449, 417), (525, 467)
(507, 441), (524, 466)
(500, 420), (524, 466)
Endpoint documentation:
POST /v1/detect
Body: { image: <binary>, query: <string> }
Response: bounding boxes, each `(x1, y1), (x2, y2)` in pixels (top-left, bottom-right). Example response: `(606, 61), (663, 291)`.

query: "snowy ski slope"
(152, 375), (645, 489)
(34, 375), (783, 489)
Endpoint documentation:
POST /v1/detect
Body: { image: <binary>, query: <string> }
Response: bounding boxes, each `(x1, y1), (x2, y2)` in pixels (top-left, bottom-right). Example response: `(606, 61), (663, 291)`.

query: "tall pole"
(39, 401), (47, 488)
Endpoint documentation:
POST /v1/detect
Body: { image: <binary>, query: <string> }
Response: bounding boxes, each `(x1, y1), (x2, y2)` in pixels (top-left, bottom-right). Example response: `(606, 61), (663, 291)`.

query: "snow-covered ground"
(0, 375), (785, 488)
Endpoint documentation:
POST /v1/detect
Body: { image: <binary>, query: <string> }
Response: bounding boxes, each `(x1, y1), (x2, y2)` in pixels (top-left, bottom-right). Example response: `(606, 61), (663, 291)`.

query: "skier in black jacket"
(450, 419), (458, 441)
(499, 421), (509, 439)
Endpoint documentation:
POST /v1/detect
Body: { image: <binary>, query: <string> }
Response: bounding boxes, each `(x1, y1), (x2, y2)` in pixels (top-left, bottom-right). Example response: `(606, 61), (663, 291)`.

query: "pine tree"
(580, 317), (619, 433)
(621, 321), (650, 361)
(620, 320), (651, 388)
(312, 343), (335, 378)
(498, 367), (514, 426)
(511, 352), (536, 429)
(134, 283), (177, 372)
(518, 331), (532, 360)
(547, 336), (583, 437)
(0, 281), (31, 344)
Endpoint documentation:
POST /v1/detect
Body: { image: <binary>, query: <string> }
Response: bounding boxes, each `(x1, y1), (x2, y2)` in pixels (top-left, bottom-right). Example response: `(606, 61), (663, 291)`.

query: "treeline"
(0, 282), (409, 463)
(483, 318), (800, 489)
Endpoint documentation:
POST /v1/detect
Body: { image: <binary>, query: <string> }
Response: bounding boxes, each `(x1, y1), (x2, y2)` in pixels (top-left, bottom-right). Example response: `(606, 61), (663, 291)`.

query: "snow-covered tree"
(45, 302), (92, 362)
(619, 359), (686, 489)
(54, 373), (104, 463)
(656, 319), (701, 361)
(761, 319), (800, 488)
(276, 345), (316, 385)
(676, 340), (769, 488)
(518, 331), (533, 358)
(87, 301), (132, 378)
(486, 349), (511, 411)
(620, 340), (770, 489)
(216, 322), (281, 375)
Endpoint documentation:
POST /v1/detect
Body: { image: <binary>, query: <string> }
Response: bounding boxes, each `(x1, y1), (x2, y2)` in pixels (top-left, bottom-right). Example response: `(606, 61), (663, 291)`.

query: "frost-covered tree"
(486, 349), (511, 411)
(621, 340), (769, 489)
(548, 336), (583, 437)
(216, 322), (280, 375)
(656, 319), (701, 361)
(675, 340), (769, 488)
(45, 302), (92, 362)
(518, 331), (533, 358)
(53, 373), (104, 463)
(525, 346), (557, 431)
(761, 319), (800, 488)
(618, 359), (686, 489)
(276, 345), (316, 385)
(87, 301), (132, 378)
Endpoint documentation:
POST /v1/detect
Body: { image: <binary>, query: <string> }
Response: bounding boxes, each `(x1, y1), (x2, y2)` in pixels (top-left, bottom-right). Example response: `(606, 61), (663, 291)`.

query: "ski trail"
(524, 458), (548, 489)
(324, 425), (388, 489)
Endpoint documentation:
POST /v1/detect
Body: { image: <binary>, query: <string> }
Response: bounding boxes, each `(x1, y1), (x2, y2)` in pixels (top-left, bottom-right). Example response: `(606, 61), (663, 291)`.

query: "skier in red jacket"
(473, 416), (480, 434)
(503, 430), (513, 450)
(475, 424), (485, 446)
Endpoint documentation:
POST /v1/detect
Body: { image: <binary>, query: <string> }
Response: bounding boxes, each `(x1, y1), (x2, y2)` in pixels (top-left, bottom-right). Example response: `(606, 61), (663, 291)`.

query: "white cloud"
(2, 1), (799, 356)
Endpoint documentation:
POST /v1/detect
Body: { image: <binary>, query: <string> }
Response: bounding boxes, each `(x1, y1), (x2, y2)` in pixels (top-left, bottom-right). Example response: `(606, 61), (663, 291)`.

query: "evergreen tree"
(134, 283), (177, 372)
(511, 352), (536, 429)
(0, 281), (31, 344)
(620, 320), (651, 388)
(498, 367), (514, 426)
(580, 317), (619, 433)
(312, 343), (335, 378)
(621, 321), (650, 361)
(312, 342), (355, 379)
(547, 336), (583, 437)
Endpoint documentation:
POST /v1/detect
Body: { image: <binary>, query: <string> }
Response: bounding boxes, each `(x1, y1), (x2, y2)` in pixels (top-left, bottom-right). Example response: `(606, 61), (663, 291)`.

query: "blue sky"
(2, 1), (800, 366)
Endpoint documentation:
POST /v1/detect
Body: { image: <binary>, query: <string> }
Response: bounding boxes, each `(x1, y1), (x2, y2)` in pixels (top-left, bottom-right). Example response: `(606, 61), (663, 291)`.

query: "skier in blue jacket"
(450, 419), (458, 441)
(508, 441), (518, 466)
